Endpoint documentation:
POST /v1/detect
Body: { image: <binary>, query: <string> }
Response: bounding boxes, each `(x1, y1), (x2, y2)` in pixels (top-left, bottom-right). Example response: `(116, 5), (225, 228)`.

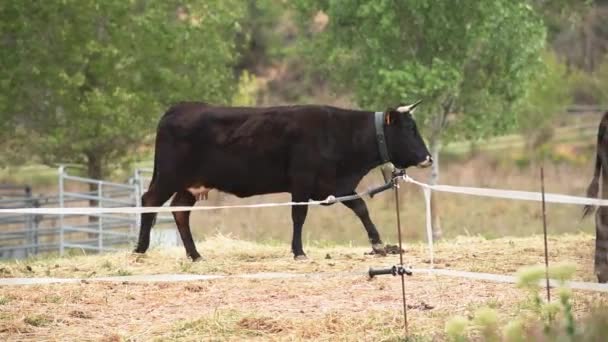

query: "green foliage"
(443, 262), (605, 341)
(232, 71), (259, 106)
(567, 67), (605, 104)
(562, 53), (608, 105)
(0, 1), (245, 177)
(444, 315), (469, 342)
(473, 308), (500, 341)
(595, 54), (608, 103)
(516, 264), (546, 289)
(516, 51), (571, 148)
(236, 0), (288, 71)
(548, 262), (577, 283)
(532, 0), (592, 41)
(292, 0), (547, 142)
(502, 319), (525, 342)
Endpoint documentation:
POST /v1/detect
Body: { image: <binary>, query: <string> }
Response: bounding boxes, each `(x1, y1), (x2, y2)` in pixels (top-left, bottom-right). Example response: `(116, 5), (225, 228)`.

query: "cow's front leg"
(341, 196), (385, 255)
(291, 204), (309, 260)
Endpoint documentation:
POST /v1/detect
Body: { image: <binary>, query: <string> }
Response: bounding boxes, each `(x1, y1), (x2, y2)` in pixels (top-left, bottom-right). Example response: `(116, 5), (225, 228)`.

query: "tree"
(293, 0), (547, 238)
(0, 0), (245, 180)
(235, 0), (287, 75)
(517, 50), (571, 151)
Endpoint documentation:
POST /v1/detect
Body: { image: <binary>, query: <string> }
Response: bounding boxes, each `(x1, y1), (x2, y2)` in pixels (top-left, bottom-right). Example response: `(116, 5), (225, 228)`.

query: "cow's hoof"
(384, 244), (405, 255)
(191, 255), (205, 262)
(294, 255), (308, 261)
(129, 252), (147, 264)
(371, 244), (387, 256)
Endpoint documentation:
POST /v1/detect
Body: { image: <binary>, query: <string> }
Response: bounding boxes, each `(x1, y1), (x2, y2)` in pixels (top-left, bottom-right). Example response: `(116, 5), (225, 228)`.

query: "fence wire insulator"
(368, 265), (413, 278)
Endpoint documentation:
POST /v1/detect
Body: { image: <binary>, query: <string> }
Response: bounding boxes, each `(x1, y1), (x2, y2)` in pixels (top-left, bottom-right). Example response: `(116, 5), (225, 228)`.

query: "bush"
(444, 262), (608, 341)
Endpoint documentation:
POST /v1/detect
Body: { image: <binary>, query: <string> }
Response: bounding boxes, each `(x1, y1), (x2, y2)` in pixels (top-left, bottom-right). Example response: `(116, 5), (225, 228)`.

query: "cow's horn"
(396, 100), (422, 113)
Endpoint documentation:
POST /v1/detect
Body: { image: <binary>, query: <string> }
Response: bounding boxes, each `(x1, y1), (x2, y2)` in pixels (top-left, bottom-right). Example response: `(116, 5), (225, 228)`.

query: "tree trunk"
(427, 100), (452, 240)
(428, 136), (443, 240)
(86, 153), (104, 225)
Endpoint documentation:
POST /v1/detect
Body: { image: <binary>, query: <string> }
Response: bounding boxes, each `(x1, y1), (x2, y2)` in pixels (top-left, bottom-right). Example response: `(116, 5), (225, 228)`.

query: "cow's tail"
(148, 138), (160, 191)
(142, 125), (166, 228)
(583, 112), (608, 219)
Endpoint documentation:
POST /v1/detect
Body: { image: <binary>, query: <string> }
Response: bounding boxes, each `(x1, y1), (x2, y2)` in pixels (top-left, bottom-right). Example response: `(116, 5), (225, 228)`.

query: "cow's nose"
(417, 155), (433, 168)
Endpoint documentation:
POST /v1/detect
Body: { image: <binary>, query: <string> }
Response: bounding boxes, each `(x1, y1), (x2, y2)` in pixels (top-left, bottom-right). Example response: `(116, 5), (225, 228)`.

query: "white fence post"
(58, 165), (65, 256)
(97, 180), (103, 251)
(133, 169), (142, 235)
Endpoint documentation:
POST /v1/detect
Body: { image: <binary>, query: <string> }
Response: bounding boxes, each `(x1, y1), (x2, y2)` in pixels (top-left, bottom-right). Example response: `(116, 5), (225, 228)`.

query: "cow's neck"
(351, 111), (393, 173)
(338, 111), (393, 179)
(374, 111), (390, 164)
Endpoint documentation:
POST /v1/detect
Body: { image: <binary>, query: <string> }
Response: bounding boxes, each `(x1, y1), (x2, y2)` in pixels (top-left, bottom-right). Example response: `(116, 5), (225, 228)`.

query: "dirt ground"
(1, 274), (607, 341)
(1, 234), (607, 341)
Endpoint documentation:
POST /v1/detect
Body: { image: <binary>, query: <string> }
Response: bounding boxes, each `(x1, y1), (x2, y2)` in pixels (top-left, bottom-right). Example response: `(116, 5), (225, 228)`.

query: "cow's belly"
(196, 152), (289, 198)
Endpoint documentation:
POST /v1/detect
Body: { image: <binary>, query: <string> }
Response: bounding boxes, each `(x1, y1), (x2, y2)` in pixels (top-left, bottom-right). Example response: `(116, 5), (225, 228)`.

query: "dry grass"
(0, 269), (605, 341)
(1, 234), (606, 341)
(0, 233), (599, 282)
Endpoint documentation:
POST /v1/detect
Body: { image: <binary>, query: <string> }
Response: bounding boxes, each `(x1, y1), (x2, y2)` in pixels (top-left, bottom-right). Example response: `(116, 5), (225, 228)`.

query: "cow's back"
(156, 103), (367, 197)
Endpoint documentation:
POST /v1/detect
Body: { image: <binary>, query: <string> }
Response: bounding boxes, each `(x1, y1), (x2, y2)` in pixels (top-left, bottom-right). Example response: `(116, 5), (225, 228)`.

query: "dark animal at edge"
(133, 102), (432, 261)
(583, 111), (608, 283)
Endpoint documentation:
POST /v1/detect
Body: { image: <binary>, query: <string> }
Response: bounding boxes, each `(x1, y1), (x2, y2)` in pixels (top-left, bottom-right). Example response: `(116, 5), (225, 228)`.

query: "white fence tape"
(403, 175), (607, 206)
(397, 175), (604, 270)
(3, 269), (608, 293)
(0, 198), (333, 215)
(412, 268), (608, 293)
(0, 175), (604, 216)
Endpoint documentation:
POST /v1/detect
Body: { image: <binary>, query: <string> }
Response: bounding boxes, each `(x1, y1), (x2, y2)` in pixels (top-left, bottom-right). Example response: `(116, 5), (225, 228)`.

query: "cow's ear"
(385, 109), (400, 125)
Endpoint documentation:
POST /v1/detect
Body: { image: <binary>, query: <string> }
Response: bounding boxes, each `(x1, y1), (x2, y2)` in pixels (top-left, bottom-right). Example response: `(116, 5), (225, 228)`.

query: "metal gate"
(0, 185), (39, 259)
(58, 166), (139, 255)
(0, 166), (180, 260)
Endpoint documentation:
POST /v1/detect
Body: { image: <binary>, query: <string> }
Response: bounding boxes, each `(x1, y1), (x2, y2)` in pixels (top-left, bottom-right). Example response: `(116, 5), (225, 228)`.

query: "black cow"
(134, 102), (432, 261)
(583, 111), (608, 283)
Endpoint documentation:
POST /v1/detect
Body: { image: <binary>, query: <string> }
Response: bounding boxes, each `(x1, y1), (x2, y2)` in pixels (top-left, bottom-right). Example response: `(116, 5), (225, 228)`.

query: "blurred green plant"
(516, 51), (572, 151)
(443, 262), (608, 341)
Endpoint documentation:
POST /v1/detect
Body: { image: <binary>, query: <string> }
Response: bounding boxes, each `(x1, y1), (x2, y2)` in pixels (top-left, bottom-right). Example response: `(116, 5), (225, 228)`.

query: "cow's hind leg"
(291, 204), (309, 260)
(341, 196), (385, 255)
(595, 208), (608, 283)
(134, 186), (174, 254)
(171, 190), (202, 261)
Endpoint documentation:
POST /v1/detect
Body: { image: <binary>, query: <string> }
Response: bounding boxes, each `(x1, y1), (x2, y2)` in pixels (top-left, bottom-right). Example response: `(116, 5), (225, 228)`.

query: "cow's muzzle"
(417, 155), (433, 168)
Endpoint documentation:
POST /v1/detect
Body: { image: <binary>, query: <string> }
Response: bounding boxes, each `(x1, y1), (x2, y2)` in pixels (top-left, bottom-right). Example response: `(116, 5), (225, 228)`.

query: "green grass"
(23, 315), (51, 327)
(0, 296), (11, 305)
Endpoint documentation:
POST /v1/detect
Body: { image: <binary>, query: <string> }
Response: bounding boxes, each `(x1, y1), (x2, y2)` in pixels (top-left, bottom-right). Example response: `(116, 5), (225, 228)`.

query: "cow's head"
(384, 101), (432, 169)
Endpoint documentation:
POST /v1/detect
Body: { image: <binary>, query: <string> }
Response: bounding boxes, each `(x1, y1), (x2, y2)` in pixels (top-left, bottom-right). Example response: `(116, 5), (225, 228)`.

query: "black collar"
(374, 111), (390, 164)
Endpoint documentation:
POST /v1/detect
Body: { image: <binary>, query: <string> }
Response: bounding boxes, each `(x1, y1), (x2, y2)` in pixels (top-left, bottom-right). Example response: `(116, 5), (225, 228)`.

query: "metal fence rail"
(0, 184), (39, 258)
(58, 166), (139, 255)
(0, 166), (182, 260)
